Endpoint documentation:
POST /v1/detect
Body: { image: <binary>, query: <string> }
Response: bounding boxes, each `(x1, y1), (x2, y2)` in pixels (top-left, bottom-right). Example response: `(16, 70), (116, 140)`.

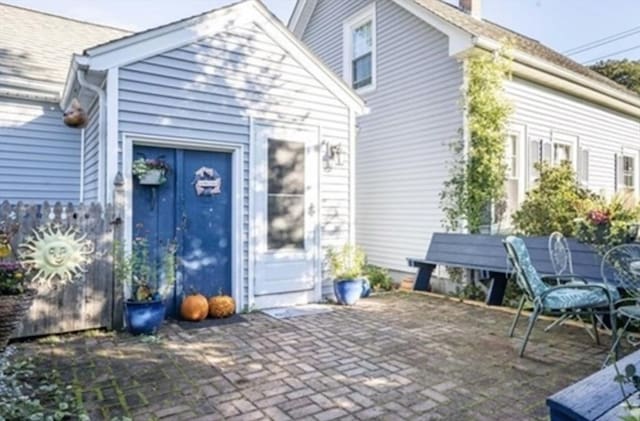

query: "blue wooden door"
(132, 145), (232, 318)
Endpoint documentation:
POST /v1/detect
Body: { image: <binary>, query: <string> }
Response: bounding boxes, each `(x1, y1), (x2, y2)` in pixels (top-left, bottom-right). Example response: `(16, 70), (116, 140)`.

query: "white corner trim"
(248, 116), (256, 311)
(348, 109), (357, 245)
(106, 68), (119, 204)
(288, 0), (317, 37)
(121, 133), (245, 311)
(342, 3), (377, 94)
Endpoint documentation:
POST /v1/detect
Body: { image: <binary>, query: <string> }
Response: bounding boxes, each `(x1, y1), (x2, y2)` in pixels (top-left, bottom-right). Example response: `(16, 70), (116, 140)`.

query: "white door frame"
(251, 121), (321, 306)
(122, 133), (245, 311)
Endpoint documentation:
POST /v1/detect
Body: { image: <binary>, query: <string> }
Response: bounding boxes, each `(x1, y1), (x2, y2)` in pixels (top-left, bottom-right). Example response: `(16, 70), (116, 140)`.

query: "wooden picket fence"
(0, 201), (117, 338)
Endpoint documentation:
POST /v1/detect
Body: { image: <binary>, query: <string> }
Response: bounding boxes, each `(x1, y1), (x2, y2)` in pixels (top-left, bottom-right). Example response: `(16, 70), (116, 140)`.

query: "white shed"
(61, 0), (365, 311)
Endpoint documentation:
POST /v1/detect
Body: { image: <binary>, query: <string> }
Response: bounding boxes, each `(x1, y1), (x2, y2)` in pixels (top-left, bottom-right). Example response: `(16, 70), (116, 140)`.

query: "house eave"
(0, 89), (59, 104)
(474, 37), (640, 119)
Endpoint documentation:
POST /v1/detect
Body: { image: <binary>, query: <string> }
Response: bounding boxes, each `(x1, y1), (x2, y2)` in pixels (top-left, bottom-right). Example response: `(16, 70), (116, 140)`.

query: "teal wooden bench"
(407, 233), (607, 306)
(547, 349), (640, 420)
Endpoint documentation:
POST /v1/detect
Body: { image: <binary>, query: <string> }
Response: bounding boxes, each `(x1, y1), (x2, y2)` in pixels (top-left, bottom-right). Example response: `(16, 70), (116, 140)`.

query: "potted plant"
(114, 238), (176, 335)
(575, 195), (639, 248)
(328, 244), (366, 305)
(132, 157), (171, 186)
(0, 261), (35, 350)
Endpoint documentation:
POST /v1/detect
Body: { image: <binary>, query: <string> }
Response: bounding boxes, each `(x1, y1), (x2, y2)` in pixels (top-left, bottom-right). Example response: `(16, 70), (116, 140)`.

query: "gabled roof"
(290, 0), (640, 111)
(65, 0), (365, 113)
(0, 2), (129, 102)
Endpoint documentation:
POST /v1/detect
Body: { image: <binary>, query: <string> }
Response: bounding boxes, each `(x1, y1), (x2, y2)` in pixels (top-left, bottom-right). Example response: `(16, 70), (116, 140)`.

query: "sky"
(4, 0), (640, 64)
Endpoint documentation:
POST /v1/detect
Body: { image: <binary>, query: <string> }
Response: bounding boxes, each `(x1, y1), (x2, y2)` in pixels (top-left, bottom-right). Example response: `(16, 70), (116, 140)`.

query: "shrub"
(364, 265), (393, 291)
(512, 162), (595, 236)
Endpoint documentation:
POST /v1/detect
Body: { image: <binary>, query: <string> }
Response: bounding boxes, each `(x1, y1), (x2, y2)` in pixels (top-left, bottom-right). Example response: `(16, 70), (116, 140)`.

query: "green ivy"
(441, 48), (513, 234)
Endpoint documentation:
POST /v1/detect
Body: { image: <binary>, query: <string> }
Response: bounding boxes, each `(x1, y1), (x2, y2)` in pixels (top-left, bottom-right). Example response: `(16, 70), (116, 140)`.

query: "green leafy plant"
(131, 157), (170, 184)
(512, 161), (595, 236)
(0, 347), (88, 420)
(114, 237), (177, 302)
(328, 245), (366, 280)
(441, 48), (513, 234)
(364, 265), (393, 291)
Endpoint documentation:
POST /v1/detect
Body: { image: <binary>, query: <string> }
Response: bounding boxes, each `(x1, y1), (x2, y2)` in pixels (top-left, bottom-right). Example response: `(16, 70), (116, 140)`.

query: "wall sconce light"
(323, 141), (344, 170)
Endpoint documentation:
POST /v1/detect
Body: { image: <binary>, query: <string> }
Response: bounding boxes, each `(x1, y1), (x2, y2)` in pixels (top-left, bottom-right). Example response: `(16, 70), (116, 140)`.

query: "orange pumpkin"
(208, 295), (235, 318)
(180, 293), (209, 321)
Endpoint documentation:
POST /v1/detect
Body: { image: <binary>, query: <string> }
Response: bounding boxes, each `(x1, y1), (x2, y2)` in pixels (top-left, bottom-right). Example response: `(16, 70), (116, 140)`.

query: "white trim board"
(121, 133), (245, 312)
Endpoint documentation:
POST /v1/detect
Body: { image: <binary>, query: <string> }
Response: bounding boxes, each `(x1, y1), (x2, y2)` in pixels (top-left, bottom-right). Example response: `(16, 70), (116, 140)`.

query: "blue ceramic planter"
(334, 278), (364, 305)
(361, 278), (372, 298)
(125, 299), (165, 335)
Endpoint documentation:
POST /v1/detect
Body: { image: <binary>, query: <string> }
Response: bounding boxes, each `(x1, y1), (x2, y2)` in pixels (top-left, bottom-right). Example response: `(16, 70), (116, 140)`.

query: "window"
(623, 155), (635, 192)
(267, 139), (305, 250)
(343, 4), (376, 92)
(503, 131), (523, 230)
(553, 143), (572, 165)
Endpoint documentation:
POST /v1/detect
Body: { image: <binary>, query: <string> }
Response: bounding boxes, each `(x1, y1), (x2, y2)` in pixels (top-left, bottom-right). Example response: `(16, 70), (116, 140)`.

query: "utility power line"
(583, 44), (640, 64)
(564, 25), (640, 56)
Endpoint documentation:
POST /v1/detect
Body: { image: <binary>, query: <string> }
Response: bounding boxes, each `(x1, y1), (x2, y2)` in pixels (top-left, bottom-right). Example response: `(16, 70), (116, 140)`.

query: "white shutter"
(578, 148), (589, 186)
(542, 141), (553, 163)
(615, 153), (624, 192)
(528, 138), (541, 185)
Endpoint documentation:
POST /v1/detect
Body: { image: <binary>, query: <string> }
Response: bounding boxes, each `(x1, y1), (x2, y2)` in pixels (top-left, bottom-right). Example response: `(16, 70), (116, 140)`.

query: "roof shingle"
(0, 2), (129, 100)
(411, 0), (639, 97)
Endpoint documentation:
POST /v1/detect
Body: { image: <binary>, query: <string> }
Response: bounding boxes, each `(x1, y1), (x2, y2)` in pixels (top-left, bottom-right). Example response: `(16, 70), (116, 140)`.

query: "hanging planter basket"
(138, 169), (166, 186)
(0, 289), (36, 350)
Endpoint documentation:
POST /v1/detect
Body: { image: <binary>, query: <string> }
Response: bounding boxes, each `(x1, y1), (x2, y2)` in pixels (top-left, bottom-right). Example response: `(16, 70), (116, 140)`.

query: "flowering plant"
(575, 195), (639, 248)
(0, 262), (29, 295)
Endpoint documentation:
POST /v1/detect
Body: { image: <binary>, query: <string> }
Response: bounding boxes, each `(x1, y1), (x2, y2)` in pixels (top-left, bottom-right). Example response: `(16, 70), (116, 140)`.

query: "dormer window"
(343, 4), (376, 93)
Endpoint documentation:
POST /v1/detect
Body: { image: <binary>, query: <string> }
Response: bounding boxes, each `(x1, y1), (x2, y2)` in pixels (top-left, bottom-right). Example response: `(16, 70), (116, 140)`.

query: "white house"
(0, 0), (365, 312)
(290, 0), (640, 278)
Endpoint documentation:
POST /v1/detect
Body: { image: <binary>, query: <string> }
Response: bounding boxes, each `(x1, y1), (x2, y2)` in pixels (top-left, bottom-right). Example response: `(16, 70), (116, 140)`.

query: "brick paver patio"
(15, 292), (615, 420)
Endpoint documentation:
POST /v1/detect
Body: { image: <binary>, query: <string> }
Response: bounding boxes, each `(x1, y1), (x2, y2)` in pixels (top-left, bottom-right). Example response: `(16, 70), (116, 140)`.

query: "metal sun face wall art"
(20, 224), (95, 285)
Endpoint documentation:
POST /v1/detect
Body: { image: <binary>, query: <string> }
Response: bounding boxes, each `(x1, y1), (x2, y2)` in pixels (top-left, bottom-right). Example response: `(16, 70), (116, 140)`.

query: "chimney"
(459, 0), (482, 20)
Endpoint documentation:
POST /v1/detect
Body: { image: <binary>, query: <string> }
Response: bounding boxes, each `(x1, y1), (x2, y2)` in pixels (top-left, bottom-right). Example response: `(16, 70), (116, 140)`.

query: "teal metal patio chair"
(503, 236), (617, 357)
(602, 244), (640, 363)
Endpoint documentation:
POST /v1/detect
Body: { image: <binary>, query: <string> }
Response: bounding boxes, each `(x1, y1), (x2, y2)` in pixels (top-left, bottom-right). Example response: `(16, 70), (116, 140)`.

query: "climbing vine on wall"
(441, 47), (514, 234)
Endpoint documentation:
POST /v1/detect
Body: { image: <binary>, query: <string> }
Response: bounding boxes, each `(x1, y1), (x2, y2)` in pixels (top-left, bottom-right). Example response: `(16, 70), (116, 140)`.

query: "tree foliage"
(441, 49), (513, 233)
(590, 59), (640, 94)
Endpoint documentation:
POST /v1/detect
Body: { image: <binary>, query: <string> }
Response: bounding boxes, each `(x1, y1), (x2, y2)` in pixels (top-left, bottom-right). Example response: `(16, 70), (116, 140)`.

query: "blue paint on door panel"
(132, 145), (232, 318)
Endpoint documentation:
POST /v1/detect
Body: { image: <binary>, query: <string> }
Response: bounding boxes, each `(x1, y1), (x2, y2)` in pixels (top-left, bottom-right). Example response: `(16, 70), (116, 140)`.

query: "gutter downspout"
(77, 70), (106, 204)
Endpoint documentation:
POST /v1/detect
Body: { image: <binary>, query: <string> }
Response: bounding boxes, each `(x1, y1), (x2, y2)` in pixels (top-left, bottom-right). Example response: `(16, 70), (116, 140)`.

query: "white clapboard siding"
(303, 0), (464, 275)
(0, 97), (81, 202)
(505, 77), (640, 198)
(118, 22), (352, 303)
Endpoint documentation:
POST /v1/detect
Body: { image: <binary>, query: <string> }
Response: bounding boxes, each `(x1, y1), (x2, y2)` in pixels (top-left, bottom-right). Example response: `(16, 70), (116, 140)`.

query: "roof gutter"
(474, 36), (640, 118)
(77, 69), (107, 202)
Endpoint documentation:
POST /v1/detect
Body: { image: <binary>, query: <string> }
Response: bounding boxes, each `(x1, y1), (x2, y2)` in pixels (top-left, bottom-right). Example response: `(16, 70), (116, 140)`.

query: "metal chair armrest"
(541, 274), (588, 285)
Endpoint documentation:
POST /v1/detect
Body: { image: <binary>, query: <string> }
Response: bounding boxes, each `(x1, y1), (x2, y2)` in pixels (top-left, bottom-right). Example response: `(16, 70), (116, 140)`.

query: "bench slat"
(547, 350), (640, 420)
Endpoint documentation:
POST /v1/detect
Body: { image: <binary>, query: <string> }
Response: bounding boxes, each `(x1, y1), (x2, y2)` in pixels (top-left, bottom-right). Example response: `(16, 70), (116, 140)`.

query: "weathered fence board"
(0, 201), (115, 338)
